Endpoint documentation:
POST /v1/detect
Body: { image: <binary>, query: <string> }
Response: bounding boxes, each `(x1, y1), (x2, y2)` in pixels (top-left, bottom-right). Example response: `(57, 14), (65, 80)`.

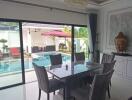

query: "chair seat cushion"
(49, 78), (65, 92)
(71, 85), (91, 100)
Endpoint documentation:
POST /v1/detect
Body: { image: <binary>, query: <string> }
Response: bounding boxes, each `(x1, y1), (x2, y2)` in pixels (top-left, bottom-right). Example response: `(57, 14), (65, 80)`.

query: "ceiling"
(22, 22), (66, 29)
(89, 0), (110, 4)
(2, 0), (116, 12)
(55, 0), (112, 4)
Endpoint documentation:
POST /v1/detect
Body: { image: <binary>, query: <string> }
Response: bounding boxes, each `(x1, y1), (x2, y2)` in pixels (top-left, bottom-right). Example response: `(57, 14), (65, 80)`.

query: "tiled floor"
(0, 70), (53, 88)
(0, 70), (36, 87)
(0, 73), (132, 100)
(106, 74), (132, 100)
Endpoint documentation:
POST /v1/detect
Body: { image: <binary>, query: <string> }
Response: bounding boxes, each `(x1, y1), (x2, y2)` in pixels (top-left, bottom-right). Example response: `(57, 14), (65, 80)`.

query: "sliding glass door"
(22, 22), (72, 83)
(0, 21), (23, 88)
(74, 26), (89, 61)
(0, 20), (88, 89)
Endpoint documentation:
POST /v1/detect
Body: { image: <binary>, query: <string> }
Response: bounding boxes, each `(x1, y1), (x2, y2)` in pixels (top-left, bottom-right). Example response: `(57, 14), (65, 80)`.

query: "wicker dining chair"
(101, 53), (115, 64)
(33, 63), (65, 100)
(74, 52), (85, 62)
(71, 69), (114, 100)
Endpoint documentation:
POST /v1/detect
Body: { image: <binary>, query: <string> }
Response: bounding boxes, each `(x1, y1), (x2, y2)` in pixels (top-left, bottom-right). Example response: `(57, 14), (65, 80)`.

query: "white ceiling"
(22, 22), (66, 29)
(3, 0), (117, 9)
(2, 0), (117, 12)
(46, 0), (111, 4)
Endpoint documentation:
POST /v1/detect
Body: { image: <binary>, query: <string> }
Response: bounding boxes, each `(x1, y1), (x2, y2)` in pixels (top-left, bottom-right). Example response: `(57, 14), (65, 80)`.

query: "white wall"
(0, 31), (20, 49)
(0, 0), (87, 25)
(98, 0), (132, 53)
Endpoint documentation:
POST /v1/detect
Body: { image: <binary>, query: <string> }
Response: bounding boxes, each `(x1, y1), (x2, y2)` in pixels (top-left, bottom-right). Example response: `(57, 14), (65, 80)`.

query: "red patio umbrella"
(41, 30), (71, 51)
(41, 30), (71, 37)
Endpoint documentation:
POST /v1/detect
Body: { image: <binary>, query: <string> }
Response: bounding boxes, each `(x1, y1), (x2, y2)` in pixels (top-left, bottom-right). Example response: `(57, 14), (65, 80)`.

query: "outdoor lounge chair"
(45, 45), (55, 52)
(32, 46), (43, 53)
(10, 47), (20, 58)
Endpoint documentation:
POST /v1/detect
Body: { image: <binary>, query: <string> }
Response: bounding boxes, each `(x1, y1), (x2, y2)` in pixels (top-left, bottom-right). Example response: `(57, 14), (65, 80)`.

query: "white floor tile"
(0, 73), (132, 100)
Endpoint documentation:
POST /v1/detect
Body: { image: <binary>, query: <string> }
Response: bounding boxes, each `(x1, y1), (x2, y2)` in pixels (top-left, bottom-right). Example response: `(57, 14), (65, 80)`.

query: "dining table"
(46, 61), (103, 100)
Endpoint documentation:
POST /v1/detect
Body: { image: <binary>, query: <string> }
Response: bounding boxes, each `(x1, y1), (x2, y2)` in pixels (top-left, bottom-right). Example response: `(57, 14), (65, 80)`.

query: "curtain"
(87, 13), (97, 62)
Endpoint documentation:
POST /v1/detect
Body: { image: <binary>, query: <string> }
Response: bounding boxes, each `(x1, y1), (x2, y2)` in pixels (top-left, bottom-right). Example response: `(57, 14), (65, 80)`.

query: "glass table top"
(46, 62), (103, 79)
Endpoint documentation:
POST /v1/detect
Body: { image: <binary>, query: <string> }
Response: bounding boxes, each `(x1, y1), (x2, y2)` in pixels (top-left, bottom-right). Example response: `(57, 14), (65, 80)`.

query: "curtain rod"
(2, 0), (88, 15)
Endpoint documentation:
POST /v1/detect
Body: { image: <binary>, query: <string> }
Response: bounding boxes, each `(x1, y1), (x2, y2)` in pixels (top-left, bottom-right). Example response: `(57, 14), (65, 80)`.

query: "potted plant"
(0, 39), (8, 53)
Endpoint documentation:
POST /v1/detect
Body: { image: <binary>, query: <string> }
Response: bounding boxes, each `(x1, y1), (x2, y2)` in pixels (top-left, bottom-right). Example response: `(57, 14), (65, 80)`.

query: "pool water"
(33, 53), (71, 67)
(0, 53), (71, 74)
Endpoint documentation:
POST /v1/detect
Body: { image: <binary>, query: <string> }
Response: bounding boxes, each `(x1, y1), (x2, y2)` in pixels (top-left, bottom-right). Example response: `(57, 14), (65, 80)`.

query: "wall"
(0, 0), (87, 25)
(23, 28), (55, 49)
(98, 0), (132, 53)
(0, 31), (20, 50)
(30, 29), (53, 47)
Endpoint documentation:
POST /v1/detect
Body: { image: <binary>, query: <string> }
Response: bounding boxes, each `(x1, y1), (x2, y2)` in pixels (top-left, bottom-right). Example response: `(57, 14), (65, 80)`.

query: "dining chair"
(71, 69), (114, 100)
(49, 53), (62, 79)
(102, 60), (116, 73)
(74, 52), (89, 87)
(103, 60), (116, 98)
(128, 97), (132, 100)
(94, 53), (115, 87)
(101, 53), (115, 64)
(49, 53), (64, 95)
(49, 53), (62, 66)
(33, 63), (65, 100)
(86, 61), (116, 98)
(101, 53), (115, 91)
(74, 52), (85, 62)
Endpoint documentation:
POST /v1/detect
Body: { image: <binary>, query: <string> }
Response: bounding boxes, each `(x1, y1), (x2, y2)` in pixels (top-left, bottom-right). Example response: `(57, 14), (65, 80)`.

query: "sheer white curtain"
(87, 14), (94, 62)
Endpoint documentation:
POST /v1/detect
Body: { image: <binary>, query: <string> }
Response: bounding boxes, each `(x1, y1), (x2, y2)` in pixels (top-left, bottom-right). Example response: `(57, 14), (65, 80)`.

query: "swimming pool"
(0, 52), (71, 74)
(32, 52), (71, 67)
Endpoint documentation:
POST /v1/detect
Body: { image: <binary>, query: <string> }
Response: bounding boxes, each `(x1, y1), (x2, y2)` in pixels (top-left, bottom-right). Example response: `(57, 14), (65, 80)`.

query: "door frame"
(0, 18), (87, 89)
(0, 19), (25, 90)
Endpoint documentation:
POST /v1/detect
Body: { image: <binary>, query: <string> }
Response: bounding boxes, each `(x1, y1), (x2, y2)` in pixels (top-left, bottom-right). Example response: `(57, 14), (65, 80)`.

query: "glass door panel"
(0, 21), (23, 88)
(22, 22), (72, 83)
(74, 26), (89, 61)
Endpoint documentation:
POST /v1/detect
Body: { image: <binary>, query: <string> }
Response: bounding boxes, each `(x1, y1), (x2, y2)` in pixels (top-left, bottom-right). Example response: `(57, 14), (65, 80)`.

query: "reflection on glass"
(74, 26), (89, 61)
(22, 23), (72, 82)
(0, 21), (22, 88)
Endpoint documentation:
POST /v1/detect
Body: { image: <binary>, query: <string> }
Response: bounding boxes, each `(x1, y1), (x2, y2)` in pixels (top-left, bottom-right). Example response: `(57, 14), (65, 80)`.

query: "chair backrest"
(89, 69), (114, 100)
(101, 53), (115, 64)
(74, 52), (85, 62)
(128, 97), (132, 100)
(50, 54), (62, 65)
(33, 63), (49, 92)
(103, 60), (116, 73)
